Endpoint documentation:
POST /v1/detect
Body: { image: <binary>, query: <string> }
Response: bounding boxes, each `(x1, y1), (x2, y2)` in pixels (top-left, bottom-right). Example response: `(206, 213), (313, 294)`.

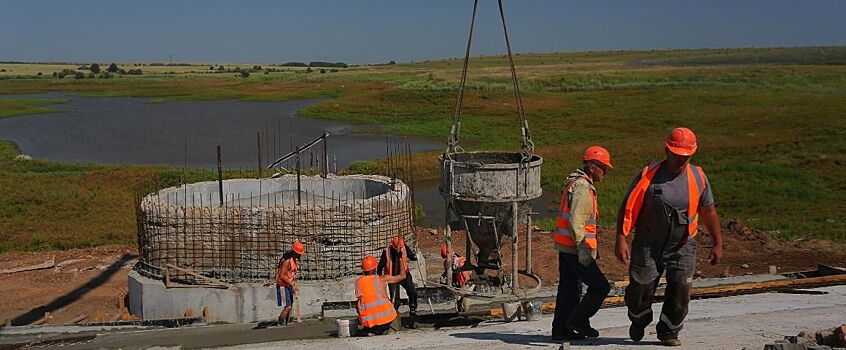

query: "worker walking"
(551, 146), (613, 341)
(616, 127), (723, 347)
(377, 236), (419, 328)
(275, 241), (305, 326)
(356, 255), (408, 335)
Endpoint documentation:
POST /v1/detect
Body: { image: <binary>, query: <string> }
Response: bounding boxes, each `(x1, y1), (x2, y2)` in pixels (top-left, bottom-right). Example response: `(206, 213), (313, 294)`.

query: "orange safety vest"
(275, 258), (298, 287)
(621, 160), (706, 238)
(454, 256), (471, 287)
(355, 275), (398, 328)
(555, 177), (599, 250)
(384, 245), (408, 275)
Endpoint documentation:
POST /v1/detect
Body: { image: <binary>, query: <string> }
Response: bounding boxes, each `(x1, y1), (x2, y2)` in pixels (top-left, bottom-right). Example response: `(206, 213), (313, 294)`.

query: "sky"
(1, 0), (845, 64)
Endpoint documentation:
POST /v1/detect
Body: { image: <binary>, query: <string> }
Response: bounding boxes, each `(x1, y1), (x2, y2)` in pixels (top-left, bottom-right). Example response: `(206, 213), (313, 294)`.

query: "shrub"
(240, 70), (250, 78)
(90, 63), (101, 73)
(87, 73), (95, 79)
(74, 72), (85, 79)
(107, 63), (119, 73)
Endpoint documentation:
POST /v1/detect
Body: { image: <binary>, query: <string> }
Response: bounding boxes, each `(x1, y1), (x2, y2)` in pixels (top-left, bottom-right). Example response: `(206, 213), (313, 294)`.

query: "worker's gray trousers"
(625, 235), (697, 340)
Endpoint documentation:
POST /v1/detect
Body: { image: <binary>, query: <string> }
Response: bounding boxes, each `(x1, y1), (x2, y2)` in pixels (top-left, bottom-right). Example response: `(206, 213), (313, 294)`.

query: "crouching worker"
(275, 241), (304, 326)
(356, 255), (407, 335)
(441, 244), (472, 288)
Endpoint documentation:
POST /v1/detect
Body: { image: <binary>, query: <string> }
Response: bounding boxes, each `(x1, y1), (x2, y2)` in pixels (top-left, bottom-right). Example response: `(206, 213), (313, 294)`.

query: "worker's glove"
(578, 248), (594, 268)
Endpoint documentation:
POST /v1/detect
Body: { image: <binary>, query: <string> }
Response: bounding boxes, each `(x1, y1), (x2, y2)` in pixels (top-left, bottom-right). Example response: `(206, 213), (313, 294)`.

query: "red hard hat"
(292, 241), (305, 255)
(583, 146), (613, 168)
(391, 236), (404, 249)
(440, 245), (448, 259)
(361, 255), (378, 272)
(666, 127), (697, 156)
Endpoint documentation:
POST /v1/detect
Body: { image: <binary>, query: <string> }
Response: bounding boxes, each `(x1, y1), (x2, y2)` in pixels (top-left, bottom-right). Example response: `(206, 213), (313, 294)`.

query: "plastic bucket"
(501, 302), (521, 322)
(336, 318), (358, 337)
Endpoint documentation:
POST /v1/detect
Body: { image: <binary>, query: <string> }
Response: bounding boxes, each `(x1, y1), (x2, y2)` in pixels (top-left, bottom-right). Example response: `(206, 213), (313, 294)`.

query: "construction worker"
(551, 146), (614, 341)
(440, 244), (472, 288)
(274, 241), (305, 326)
(377, 236), (419, 328)
(356, 255), (407, 335)
(552, 146), (612, 341)
(615, 127), (723, 347)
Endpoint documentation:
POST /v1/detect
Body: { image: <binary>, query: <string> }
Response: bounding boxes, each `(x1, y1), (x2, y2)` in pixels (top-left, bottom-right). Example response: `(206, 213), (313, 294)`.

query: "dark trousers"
(360, 322), (392, 335)
(389, 273), (418, 314)
(552, 252), (610, 336)
(625, 235), (697, 339)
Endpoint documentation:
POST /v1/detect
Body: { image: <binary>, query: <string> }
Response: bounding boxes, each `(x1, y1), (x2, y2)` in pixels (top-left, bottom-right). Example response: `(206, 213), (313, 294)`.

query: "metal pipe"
(445, 200), (453, 288)
(526, 211), (533, 275)
(296, 146), (301, 206)
(511, 201), (518, 293)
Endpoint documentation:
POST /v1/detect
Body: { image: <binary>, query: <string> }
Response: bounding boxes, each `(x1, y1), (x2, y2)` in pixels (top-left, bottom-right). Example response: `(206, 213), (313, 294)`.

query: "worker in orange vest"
(356, 255), (407, 335)
(615, 127), (723, 347)
(274, 241), (305, 326)
(440, 244), (472, 288)
(377, 236), (419, 328)
(551, 146), (613, 341)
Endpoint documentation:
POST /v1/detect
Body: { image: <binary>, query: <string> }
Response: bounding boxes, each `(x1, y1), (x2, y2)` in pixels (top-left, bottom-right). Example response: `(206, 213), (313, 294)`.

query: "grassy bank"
(0, 46), (844, 251)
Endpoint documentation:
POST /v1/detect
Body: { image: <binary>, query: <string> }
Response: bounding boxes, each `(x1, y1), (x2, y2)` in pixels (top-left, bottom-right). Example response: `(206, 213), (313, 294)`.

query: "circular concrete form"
(136, 174), (414, 283)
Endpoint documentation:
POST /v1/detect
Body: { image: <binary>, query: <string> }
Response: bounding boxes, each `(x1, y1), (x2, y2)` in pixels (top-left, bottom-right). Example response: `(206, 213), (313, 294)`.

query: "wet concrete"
(0, 93), (439, 169)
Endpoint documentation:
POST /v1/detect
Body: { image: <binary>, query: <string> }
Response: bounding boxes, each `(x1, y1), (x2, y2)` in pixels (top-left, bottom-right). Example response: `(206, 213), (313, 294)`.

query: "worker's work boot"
(659, 336), (682, 347)
(568, 324), (599, 338)
(552, 329), (586, 342)
(629, 323), (646, 341)
(405, 312), (418, 329)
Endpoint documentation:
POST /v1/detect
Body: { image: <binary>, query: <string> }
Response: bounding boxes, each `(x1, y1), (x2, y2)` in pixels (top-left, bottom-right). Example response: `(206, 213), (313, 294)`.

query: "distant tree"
(99, 72), (113, 78)
(52, 72), (58, 78)
(388, 60), (396, 65)
(90, 63), (101, 74)
(240, 70), (250, 78)
(107, 63), (119, 73)
(305, 67), (313, 73)
(74, 72), (85, 79)
(209, 65), (215, 70)
(37, 72), (43, 76)
(87, 73), (95, 78)
(320, 68), (326, 74)
(78, 65), (90, 71)
(218, 65), (225, 71)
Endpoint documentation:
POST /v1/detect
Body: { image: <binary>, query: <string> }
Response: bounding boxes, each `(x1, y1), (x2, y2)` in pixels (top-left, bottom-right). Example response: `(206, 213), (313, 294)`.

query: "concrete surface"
(219, 285), (846, 350)
(128, 257), (427, 323)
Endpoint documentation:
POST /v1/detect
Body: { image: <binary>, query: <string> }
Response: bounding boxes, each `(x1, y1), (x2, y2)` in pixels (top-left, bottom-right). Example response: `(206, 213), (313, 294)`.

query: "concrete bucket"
(439, 151), (542, 293)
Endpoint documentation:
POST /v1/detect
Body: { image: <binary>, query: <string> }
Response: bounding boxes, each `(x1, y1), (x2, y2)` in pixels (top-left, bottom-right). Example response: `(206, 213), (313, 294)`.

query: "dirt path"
(1, 221), (844, 326)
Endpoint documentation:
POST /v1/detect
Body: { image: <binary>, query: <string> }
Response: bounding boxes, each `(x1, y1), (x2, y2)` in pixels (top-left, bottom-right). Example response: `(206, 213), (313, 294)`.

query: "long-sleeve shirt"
(377, 243), (417, 276)
(556, 169), (598, 258)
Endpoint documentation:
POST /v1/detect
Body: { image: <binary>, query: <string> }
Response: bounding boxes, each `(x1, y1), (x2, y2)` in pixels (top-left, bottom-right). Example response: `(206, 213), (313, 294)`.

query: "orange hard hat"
(361, 255), (378, 272)
(666, 127), (698, 156)
(440, 245), (448, 259)
(292, 241), (305, 255)
(583, 146), (613, 168)
(391, 236), (404, 249)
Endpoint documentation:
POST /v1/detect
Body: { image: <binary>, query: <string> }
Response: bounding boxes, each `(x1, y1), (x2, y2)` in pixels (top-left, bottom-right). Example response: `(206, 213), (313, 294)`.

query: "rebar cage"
(135, 174), (414, 283)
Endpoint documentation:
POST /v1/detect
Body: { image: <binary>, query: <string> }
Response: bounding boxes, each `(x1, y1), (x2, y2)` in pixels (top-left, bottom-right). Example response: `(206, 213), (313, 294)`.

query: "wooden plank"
(0, 257), (55, 274)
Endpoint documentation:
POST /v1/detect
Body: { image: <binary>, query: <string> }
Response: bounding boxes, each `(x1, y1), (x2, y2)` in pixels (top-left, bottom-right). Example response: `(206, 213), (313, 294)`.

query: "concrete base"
(128, 256), (427, 323)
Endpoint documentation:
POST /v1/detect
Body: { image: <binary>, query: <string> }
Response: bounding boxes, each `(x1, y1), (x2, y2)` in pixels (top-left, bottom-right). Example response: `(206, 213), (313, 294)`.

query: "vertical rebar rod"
(526, 211), (533, 275)
(217, 145), (224, 206)
(296, 146), (302, 206)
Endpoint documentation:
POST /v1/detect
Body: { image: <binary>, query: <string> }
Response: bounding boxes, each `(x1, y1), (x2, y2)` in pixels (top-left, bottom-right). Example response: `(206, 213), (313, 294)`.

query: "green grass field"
(1, 46), (844, 252)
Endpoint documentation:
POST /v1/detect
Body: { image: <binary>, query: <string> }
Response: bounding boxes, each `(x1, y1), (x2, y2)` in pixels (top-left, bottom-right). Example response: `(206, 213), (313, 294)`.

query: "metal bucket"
(521, 300), (542, 321)
(336, 318), (358, 337)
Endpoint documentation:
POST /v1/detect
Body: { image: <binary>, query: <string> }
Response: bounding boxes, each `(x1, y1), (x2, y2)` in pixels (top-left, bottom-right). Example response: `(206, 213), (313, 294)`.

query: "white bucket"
(501, 302), (521, 322)
(336, 318), (358, 337)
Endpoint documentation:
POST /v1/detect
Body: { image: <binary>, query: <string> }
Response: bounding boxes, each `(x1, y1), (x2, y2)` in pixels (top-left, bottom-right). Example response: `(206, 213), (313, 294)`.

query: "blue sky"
(1, 0), (844, 64)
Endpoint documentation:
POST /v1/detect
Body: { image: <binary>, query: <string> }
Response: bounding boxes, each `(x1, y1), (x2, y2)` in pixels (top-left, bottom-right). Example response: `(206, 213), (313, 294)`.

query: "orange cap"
(391, 236), (404, 249)
(583, 146), (613, 168)
(292, 241), (305, 255)
(440, 245), (448, 259)
(361, 255), (378, 272)
(666, 127), (697, 156)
